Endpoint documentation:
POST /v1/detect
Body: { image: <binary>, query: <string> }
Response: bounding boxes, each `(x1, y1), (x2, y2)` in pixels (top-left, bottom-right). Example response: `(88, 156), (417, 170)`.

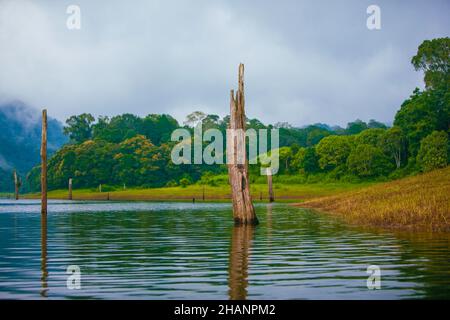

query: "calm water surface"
(0, 199), (449, 299)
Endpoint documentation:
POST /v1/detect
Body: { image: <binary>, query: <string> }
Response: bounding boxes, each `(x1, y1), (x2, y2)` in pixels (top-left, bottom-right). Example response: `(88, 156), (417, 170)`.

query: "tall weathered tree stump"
(227, 64), (258, 225)
(266, 168), (274, 202)
(41, 109), (47, 215)
(68, 178), (73, 200)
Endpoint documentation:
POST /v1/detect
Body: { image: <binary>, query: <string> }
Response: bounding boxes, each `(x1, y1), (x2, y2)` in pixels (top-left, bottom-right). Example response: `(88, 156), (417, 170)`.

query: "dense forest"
(11, 38), (450, 192)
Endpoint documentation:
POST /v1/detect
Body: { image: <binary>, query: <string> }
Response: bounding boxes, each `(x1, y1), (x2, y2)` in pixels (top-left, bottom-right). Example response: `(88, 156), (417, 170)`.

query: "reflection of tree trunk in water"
(266, 203), (273, 240)
(40, 214), (48, 297)
(228, 225), (255, 300)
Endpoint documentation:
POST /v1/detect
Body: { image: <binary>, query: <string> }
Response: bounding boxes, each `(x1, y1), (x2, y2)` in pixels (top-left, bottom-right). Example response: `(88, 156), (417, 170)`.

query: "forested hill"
(0, 101), (67, 192)
(26, 106), (398, 191)
(6, 37), (450, 193)
(25, 38), (449, 192)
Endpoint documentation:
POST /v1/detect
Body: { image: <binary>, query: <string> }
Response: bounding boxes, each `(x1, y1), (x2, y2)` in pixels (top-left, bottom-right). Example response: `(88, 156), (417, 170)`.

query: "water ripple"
(0, 200), (449, 299)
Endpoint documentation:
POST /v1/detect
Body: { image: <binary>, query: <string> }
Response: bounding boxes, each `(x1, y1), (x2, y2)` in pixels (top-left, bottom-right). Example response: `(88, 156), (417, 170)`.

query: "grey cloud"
(0, 0), (448, 127)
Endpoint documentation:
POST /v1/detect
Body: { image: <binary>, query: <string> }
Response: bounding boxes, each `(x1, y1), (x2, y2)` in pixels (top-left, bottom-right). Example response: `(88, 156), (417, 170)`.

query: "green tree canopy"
(346, 119), (368, 135)
(63, 113), (95, 143)
(368, 119), (387, 129)
(347, 144), (393, 177)
(379, 126), (406, 169)
(316, 135), (354, 170)
(302, 147), (320, 173)
(355, 128), (386, 147)
(417, 131), (449, 172)
(394, 88), (447, 156)
(92, 114), (144, 143)
(411, 37), (449, 89)
(184, 111), (206, 127)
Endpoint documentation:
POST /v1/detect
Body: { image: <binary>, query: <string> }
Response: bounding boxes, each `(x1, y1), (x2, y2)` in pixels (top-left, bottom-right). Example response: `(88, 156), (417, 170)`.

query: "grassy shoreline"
(23, 182), (374, 203)
(296, 167), (450, 232)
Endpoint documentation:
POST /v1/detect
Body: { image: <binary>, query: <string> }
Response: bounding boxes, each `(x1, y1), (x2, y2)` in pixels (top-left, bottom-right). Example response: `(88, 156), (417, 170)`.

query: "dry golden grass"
(297, 167), (450, 232)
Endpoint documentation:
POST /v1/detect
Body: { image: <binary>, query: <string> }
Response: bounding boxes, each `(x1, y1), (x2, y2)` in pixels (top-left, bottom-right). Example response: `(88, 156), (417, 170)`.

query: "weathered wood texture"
(227, 64), (258, 225)
(68, 178), (73, 200)
(41, 109), (47, 215)
(266, 168), (275, 202)
(13, 170), (19, 200)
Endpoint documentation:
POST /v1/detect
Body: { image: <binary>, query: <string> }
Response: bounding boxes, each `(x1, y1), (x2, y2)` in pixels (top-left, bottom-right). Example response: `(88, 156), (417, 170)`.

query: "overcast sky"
(0, 0), (448, 127)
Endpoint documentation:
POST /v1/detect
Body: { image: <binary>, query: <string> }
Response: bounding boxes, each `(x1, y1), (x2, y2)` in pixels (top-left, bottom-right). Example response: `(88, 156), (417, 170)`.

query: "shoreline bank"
(295, 167), (450, 232)
(19, 182), (372, 203)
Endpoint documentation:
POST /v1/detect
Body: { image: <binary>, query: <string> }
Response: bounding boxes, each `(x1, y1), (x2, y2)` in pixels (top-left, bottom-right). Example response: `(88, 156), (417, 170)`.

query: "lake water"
(0, 199), (449, 299)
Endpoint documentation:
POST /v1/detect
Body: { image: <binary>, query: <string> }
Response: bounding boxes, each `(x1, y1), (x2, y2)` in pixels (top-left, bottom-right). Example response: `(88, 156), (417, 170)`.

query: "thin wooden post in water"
(202, 186), (205, 201)
(41, 109), (47, 215)
(68, 178), (73, 200)
(13, 170), (19, 200)
(266, 168), (274, 202)
(227, 64), (258, 225)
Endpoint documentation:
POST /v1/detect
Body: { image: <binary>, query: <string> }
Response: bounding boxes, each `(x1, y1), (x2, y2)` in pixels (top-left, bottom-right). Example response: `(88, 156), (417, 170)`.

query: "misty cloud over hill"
(0, 101), (67, 191)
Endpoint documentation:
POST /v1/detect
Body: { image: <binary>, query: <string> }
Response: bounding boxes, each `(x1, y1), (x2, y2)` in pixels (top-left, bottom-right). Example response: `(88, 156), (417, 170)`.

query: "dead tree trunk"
(227, 64), (258, 225)
(68, 178), (73, 200)
(13, 170), (19, 200)
(41, 109), (47, 215)
(266, 168), (274, 202)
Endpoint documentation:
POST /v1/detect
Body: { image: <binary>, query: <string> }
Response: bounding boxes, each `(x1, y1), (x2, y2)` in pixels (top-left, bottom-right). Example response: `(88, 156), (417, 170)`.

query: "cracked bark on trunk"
(227, 64), (258, 225)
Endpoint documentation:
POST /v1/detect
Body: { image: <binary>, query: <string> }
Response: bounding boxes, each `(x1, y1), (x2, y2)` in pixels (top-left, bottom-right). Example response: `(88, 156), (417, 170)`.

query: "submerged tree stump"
(68, 178), (73, 200)
(13, 170), (19, 200)
(227, 64), (258, 225)
(41, 109), (47, 215)
(266, 168), (274, 202)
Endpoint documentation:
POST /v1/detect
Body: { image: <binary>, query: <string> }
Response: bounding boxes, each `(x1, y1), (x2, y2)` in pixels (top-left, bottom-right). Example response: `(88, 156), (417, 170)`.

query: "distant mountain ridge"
(0, 101), (67, 192)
